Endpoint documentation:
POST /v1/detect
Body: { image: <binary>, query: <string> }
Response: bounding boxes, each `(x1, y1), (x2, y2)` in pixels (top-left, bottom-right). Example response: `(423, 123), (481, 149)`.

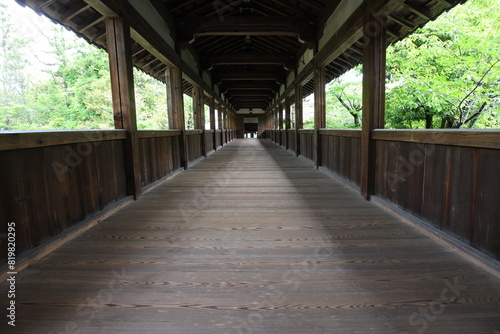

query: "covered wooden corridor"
(1, 139), (499, 333)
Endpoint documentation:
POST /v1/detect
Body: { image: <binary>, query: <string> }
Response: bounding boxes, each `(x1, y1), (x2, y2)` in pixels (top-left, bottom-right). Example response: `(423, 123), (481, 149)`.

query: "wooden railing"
(205, 130), (215, 154)
(186, 129), (203, 162)
(222, 129), (227, 146)
(280, 130), (286, 147)
(373, 129), (500, 259)
(319, 129), (361, 185)
(215, 130), (222, 148)
(266, 128), (500, 260)
(299, 129), (314, 162)
(288, 130), (296, 152)
(0, 130), (129, 264)
(0, 128), (235, 267)
(138, 130), (182, 186)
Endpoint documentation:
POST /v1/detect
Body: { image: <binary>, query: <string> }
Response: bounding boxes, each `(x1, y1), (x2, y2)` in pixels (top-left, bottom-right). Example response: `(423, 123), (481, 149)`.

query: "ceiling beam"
(209, 53), (292, 66)
(228, 91), (275, 97)
(178, 16), (316, 43)
(403, 1), (432, 21)
(220, 82), (279, 91)
(216, 71), (286, 83)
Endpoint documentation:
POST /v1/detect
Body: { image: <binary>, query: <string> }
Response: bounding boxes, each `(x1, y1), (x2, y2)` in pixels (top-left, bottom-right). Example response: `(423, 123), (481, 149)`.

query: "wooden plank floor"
(1, 139), (499, 333)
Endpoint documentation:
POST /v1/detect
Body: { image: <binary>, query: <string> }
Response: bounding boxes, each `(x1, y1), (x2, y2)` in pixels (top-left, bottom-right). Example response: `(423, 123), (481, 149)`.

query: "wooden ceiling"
(16, 0), (466, 111)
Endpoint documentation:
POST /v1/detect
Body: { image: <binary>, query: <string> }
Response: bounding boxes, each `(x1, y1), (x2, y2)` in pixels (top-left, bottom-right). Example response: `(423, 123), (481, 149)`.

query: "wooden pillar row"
(222, 108), (228, 145)
(314, 65), (326, 169)
(166, 66), (188, 170)
(360, 14), (387, 200)
(106, 17), (142, 199)
(216, 104), (223, 146)
(192, 85), (206, 157)
(209, 97), (217, 151)
(285, 97), (291, 151)
(295, 84), (303, 157)
(279, 103), (284, 147)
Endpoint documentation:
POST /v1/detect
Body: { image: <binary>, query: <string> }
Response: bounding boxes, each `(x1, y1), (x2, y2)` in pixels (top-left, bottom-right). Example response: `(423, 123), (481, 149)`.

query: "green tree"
(326, 67), (362, 128)
(386, 0), (500, 129)
(0, 3), (31, 129)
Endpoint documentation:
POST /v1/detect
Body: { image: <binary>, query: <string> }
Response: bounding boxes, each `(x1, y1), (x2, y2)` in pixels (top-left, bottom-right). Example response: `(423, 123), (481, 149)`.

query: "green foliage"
(1, 0), (498, 131)
(0, 7), (169, 131)
(135, 68), (169, 130)
(325, 66), (362, 129)
(386, 0), (500, 129)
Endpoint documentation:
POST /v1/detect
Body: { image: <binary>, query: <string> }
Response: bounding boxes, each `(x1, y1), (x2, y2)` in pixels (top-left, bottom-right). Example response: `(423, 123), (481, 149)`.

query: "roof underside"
(16, 0), (466, 110)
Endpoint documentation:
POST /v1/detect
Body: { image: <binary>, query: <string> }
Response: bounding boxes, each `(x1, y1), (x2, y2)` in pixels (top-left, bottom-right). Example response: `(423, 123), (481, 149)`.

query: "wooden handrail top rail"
(319, 129), (362, 137)
(186, 129), (204, 135)
(373, 129), (500, 149)
(0, 130), (127, 151)
(138, 130), (182, 139)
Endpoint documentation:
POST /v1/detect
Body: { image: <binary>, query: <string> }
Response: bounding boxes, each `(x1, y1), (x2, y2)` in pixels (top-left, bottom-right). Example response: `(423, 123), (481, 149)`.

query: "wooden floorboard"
(1, 139), (499, 333)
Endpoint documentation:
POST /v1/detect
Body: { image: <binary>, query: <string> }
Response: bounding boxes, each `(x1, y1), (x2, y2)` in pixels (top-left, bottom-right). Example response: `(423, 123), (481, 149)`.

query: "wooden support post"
(166, 66), (188, 169)
(314, 66), (326, 169)
(106, 17), (142, 200)
(273, 108), (277, 143)
(193, 85), (206, 157)
(285, 97), (291, 151)
(295, 84), (303, 157)
(360, 14), (387, 200)
(278, 104), (284, 147)
(217, 104), (223, 147)
(209, 97), (216, 151)
(222, 109), (227, 145)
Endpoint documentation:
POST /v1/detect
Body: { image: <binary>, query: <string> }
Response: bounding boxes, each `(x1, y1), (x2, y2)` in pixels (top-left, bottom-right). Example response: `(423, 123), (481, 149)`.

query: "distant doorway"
(244, 117), (259, 138)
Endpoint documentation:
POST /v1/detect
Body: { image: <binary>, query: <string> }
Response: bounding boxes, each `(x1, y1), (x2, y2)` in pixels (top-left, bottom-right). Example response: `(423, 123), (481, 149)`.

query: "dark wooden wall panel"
(186, 132), (203, 163)
(205, 131), (214, 153)
(317, 134), (361, 186)
(288, 131), (296, 153)
(375, 138), (499, 260)
(299, 132), (314, 161)
(0, 139), (128, 266)
(350, 138), (361, 185)
(473, 149), (500, 259)
(421, 144), (447, 228)
(444, 147), (474, 243)
(215, 130), (222, 148)
(139, 136), (183, 187)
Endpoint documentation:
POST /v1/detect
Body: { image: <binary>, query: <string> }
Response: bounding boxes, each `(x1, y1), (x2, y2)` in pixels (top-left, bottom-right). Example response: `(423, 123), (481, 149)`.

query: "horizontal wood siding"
(375, 139), (500, 260)
(0, 138), (127, 265)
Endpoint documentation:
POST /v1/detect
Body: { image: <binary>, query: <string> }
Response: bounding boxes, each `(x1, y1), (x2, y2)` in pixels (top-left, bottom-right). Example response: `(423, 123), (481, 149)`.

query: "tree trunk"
(425, 112), (433, 129)
(351, 112), (360, 127)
